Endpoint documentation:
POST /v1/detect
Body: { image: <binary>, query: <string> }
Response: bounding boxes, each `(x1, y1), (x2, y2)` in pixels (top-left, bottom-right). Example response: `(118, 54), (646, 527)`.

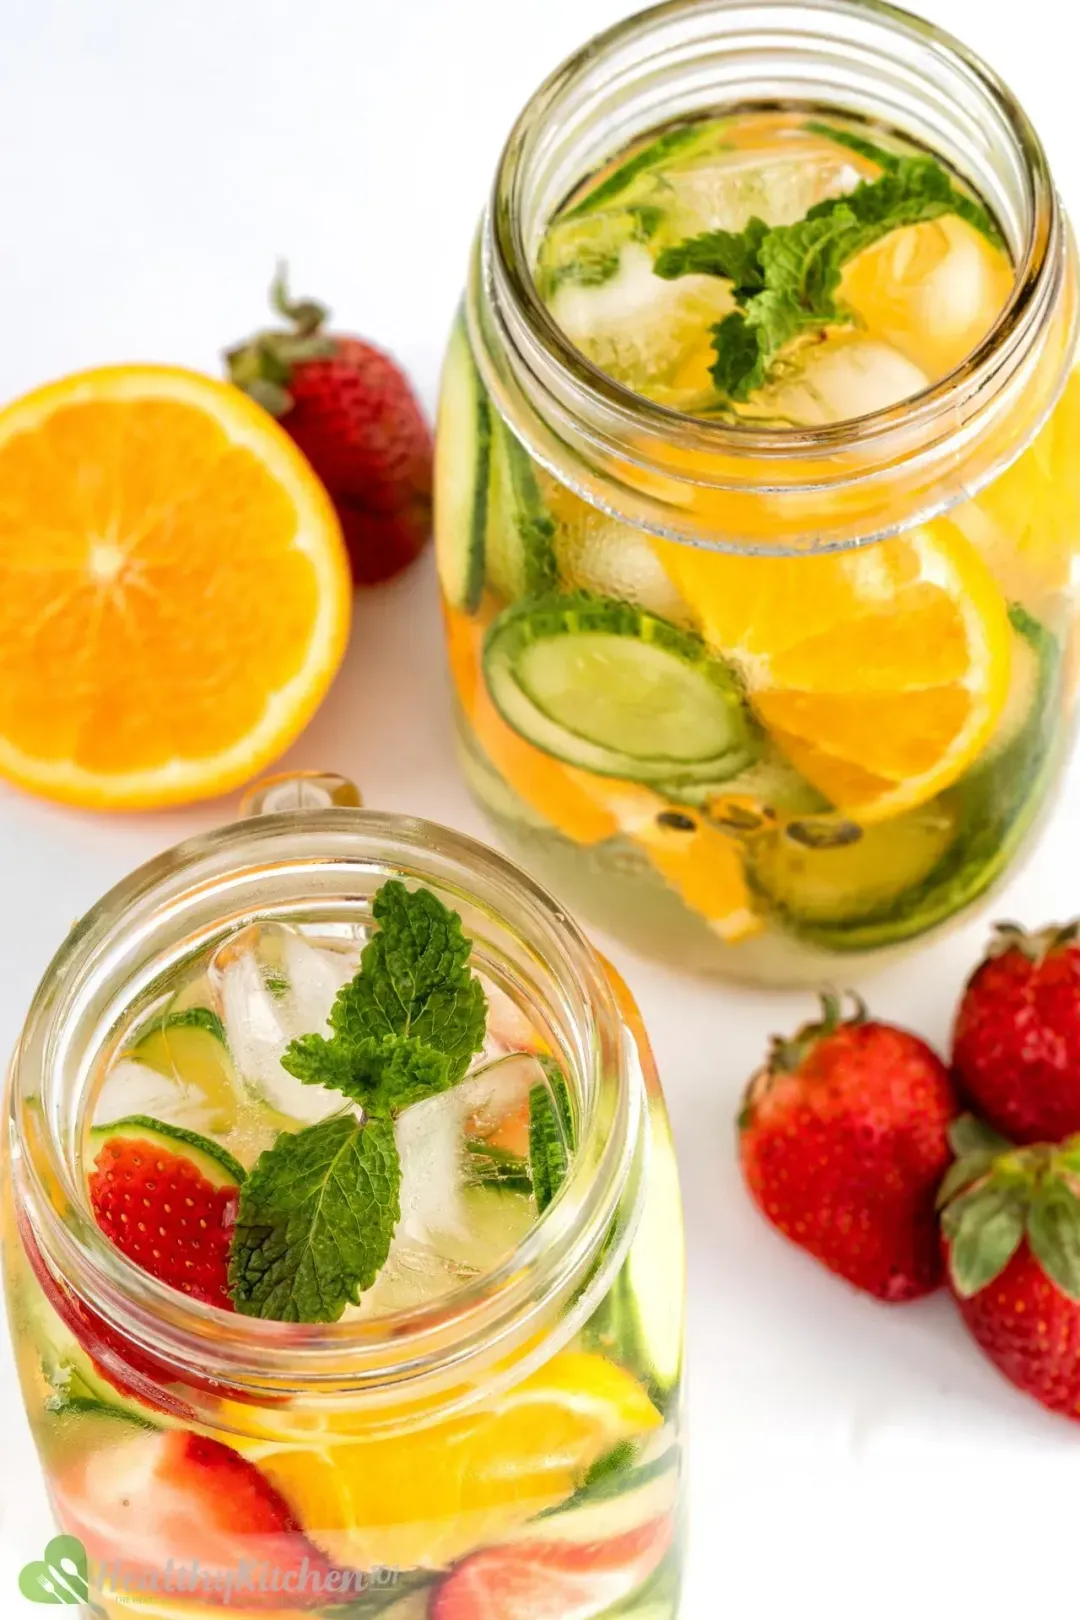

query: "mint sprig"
(229, 881), (488, 1322)
(654, 132), (1004, 403)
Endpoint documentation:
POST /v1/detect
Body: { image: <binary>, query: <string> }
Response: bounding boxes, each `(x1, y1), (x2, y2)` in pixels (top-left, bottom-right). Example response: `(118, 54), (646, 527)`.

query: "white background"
(1, 1), (1079, 1615)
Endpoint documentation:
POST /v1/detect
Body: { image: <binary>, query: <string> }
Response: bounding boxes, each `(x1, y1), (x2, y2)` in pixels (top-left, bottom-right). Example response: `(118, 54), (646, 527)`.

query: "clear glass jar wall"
(3, 810), (684, 1618)
(435, 0), (1080, 982)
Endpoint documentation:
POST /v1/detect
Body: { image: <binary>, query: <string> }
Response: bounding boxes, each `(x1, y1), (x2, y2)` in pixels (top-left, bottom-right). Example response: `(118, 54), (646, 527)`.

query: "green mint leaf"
(654, 217), (769, 297)
(529, 1060), (576, 1213)
(283, 1030), (458, 1115)
(1027, 1178), (1080, 1302)
(326, 881), (486, 1088)
(665, 152), (1004, 401)
(230, 1114), (400, 1322)
(280, 880), (487, 1119)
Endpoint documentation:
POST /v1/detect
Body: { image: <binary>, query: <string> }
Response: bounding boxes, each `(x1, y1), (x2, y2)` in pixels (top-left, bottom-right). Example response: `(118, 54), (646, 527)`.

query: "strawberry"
(952, 921), (1080, 1144)
(739, 993), (958, 1301)
(226, 268), (432, 585)
(432, 1516), (673, 1620)
(53, 1426), (335, 1608)
(940, 1115), (1080, 1418)
(87, 1116), (243, 1310)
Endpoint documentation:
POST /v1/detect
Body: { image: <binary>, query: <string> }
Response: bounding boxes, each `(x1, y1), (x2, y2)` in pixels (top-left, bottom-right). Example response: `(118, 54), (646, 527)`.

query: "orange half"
(0, 365), (351, 808)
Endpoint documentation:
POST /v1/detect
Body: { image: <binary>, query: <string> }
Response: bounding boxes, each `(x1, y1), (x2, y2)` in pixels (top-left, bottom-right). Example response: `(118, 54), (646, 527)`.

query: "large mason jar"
(3, 778), (684, 1618)
(435, 0), (1080, 982)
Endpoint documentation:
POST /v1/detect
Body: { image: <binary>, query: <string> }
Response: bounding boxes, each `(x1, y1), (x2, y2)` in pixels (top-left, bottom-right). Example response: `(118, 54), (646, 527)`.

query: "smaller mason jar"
(3, 779), (684, 1619)
(435, 0), (1080, 984)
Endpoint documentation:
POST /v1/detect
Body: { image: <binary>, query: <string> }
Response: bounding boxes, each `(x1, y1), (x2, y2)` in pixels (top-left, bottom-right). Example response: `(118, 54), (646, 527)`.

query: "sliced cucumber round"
(484, 415), (558, 602)
(125, 1006), (238, 1133)
(751, 802), (961, 928)
(759, 606), (1064, 952)
(484, 594), (760, 785)
(435, 316), (490, 614)
(88, 1115), (245, 1189)
(564, 120), (729, 218)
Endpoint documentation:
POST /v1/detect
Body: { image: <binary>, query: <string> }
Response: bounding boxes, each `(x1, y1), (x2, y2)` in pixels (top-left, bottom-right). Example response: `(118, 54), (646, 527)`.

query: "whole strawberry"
(226, 268), (432, 585)
(940, 1115), (1080, 1418)
(953, 921), (1080, 1145)
(739, 993), (958, 1301)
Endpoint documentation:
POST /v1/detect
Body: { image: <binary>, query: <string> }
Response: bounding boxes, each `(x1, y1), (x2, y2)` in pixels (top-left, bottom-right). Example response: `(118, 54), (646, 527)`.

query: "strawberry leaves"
(940, 1115), (1080, 1303)
(229, 881), (488, 1322)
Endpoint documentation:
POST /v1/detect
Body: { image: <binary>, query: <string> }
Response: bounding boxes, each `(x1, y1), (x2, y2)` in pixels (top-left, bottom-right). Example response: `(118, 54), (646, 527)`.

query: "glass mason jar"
(435, 0), (1080, 983)
(2, 780), (684, 1619)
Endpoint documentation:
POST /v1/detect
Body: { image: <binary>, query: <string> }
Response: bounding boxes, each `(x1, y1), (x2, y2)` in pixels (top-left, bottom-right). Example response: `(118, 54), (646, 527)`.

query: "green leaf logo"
(18, 1535), (88, 1604)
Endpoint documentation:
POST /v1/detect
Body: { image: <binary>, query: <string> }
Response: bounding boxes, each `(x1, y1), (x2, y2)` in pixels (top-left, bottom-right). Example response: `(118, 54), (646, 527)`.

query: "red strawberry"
(53, 1426), (336, 1608)
(226, 268), (432, 585)
(87, 1117), (242, 1310)
(432, 1516), (673, 1620)
(739, 993), (958, 1301)
(952, 921), (1080, 1144)
(940, 1115), (1080, 1418)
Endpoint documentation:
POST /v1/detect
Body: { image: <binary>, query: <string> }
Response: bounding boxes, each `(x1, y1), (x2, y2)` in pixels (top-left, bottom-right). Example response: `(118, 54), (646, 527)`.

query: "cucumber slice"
(435, 316), (490, 613)
(485, 416), (558, 602)
(537, 205), (665, 298)
(766, 606), (1063, 952)
(88, 1115), (245, 1190)
(751, 801), (961, 927)
(565, 121), (728, 218)
(126, 1006), (238, 1133)
(484, 594), (759, 785)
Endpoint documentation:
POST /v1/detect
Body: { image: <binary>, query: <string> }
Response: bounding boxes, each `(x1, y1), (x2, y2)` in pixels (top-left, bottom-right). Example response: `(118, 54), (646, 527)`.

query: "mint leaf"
(230, 881), (490, 1321)
(284, 1029), (458, 1115)
(529, 1061), (575, 1213)
(230, 1114), (400, 1322)
(660, 152), (1005, 402)
(654, 217), (768, 297)
(325, 881), (486, 1086)
(280, 880), (487, 1118)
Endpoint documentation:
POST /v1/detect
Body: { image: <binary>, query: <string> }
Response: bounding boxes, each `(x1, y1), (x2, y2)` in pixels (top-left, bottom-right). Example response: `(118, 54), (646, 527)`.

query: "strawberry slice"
(53, 1427), (338, 1610)
(432, 1516), (673, 1620)
(88, 1114), (244, 1309)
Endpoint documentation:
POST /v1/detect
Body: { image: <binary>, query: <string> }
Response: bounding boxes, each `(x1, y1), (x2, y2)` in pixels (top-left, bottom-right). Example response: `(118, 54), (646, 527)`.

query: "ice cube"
(207, 923), (361, 1124)
(548, 498), (698, 627)
(550, 243), (733, 404)
(92, 1058), (210, 1133)
(840, 216), (1013, 377)
(749, 334), (930, 426)
(662, 141), (865, 237)
(475, 972), (543, 1060)
(354, 1052), (544, 1317)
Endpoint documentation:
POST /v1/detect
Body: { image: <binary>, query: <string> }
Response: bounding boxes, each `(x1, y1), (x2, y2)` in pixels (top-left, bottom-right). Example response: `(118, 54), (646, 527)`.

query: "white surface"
(1, 1), (1078, 1615)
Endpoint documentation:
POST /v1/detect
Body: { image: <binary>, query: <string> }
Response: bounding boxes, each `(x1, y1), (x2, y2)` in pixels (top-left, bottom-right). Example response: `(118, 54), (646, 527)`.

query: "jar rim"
(484, 0), (1066, 466)
(8, 809), (645, 1410)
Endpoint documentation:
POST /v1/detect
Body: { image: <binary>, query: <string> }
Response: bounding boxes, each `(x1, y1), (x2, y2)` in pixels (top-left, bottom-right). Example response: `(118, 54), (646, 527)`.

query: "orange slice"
(232, 1350), (661, 1571)
(0, 365), (351, 808)
(656, 519), (1011, 822)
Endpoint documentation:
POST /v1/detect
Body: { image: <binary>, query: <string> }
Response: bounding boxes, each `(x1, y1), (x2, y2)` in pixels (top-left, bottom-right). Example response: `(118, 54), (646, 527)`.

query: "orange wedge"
(656, 519), (1012, 822)
(0, 365), (351, 808)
